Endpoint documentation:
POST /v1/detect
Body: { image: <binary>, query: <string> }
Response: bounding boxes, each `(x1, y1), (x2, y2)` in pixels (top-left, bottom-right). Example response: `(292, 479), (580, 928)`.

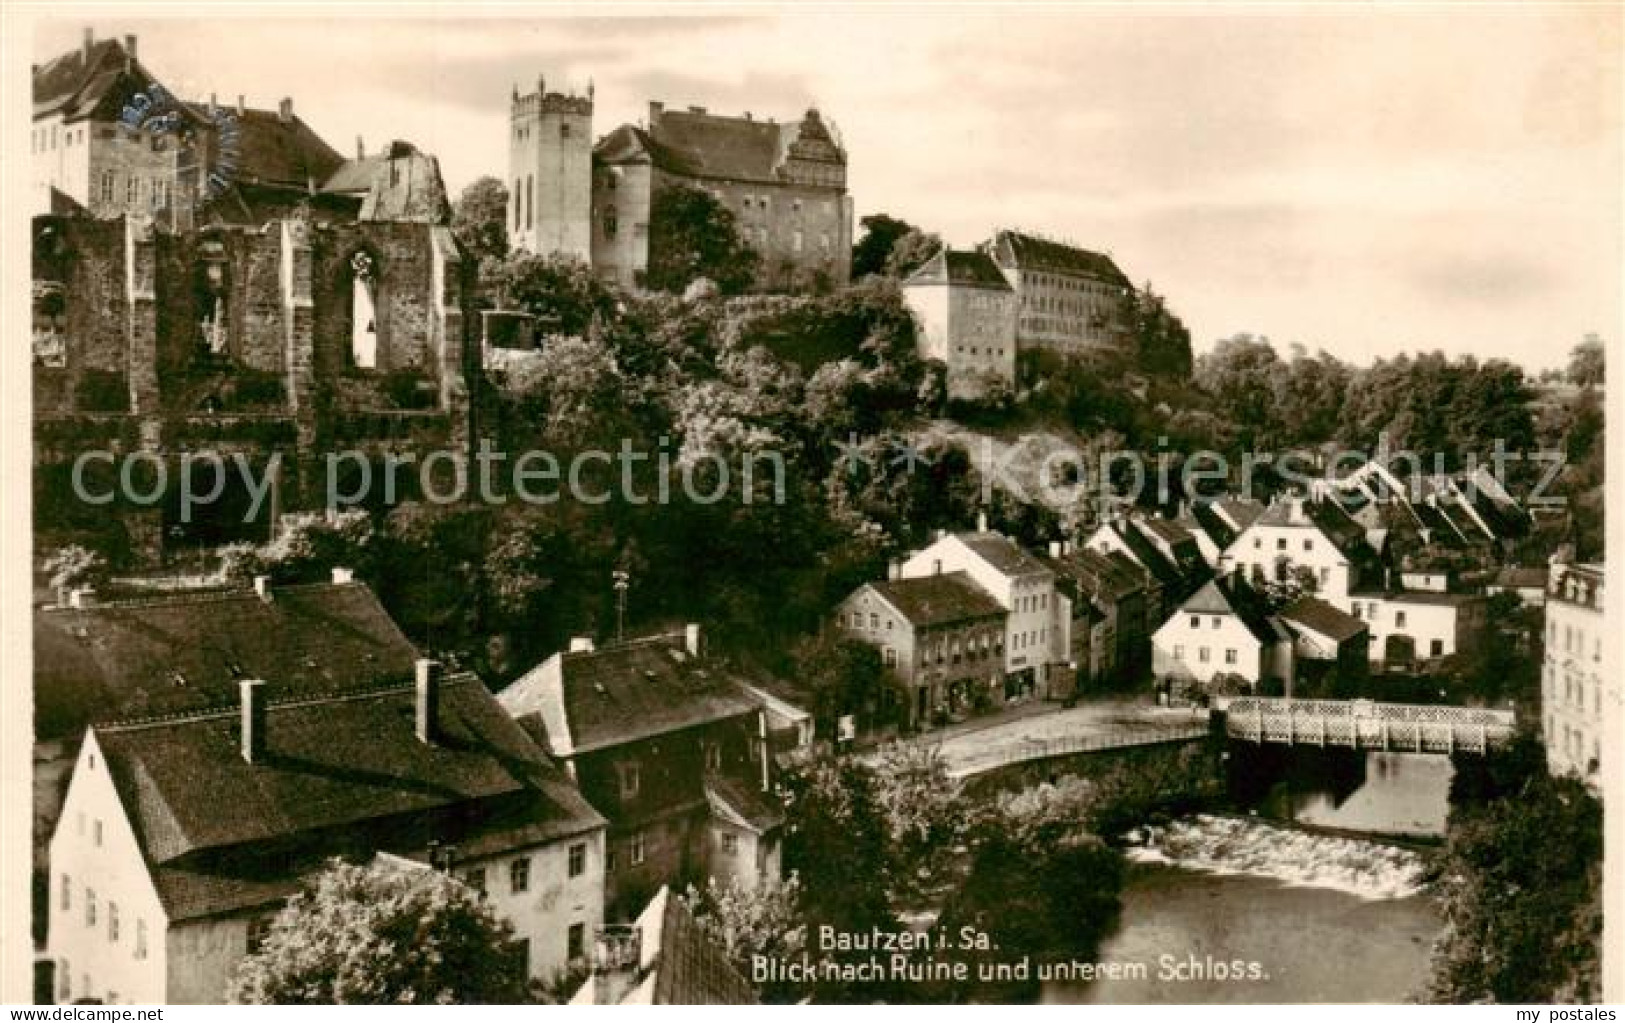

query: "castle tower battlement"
(508, 74), (593, 259)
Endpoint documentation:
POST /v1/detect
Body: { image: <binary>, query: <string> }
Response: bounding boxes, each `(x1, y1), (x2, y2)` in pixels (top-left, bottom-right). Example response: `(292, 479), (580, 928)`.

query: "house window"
(108, 902), (119, 943)
(461, 867), (487, 894)
(1199, 647), (1211, 664)
(720, 831), (739, 856)
(1350, 602), (1362, 618)
(1225, 649), (1237, 665)
(567, 923), (586, 962)
(884, 647), (897, 667)
(1189, 616), (1199, 629)
(1211, 617), (1221, 629)
(513, 178), (521, 229)
(1277, 538), (1287, 551)
(629, 832), (646, 866)
(94, 820), (102, 847)
(1253, 538), (1262, 549)
(1430, 639), (1444, 657)
(604, 204), (618, 238)
(135, 920), (148, 960)
(1303, 539), (1314, 551)
(510, 857), (530, 894)
(705, 742), (722, 772)
(60, 874), (70, 912)
(561, 122), (571, 139)
(618, 761), (641, 799)
(86, 889), (97, 927)
(606, 848), (618, 873)
(1395, 611), (1407, 629)
(101, 171), (116, 203)
(127, 177), (140, 205)
(1173, 644), (1184, 659)
(568, 842), (586, 878)
(57, 961), (69, 1001)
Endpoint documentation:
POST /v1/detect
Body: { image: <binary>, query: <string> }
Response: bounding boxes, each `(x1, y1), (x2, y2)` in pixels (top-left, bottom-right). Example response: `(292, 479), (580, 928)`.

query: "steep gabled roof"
(1178, 575), (1279, 645)
(189, 103), (345, 190)
(93, 675), (604, 919)
(989, 229), (1131, 287)
(1043, 546), (1146, 604)
(903, 248), (1010, 290)
(955, 531), (1053, 579)
(705, 776), (783, 835)
(500, 633), (760, 757)
(34, 580), (419, 741)
(321, 141), (451, 223)
(867, 571), (1005, 628)
(33, 36), (152, 122)
(1280, 595), (1367, 645)
(597, 107), (845, 187)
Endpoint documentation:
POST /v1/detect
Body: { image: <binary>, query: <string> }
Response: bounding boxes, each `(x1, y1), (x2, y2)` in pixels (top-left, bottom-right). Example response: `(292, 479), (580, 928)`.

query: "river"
(1044, 748), (1452, 1003)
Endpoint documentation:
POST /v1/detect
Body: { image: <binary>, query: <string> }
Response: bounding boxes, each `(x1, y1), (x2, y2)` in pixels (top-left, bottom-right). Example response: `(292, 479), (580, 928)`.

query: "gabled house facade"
(1152, 575), (1291, 697)
(47, 665), (606, 1003)
(835, 570), (1008, 727)
(899, 530), (1067, 699)
(497, 627), (778, 919)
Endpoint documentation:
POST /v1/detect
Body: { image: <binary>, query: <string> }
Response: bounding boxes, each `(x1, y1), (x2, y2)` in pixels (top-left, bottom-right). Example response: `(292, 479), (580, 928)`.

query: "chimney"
(208, 92), (217, 116)
(331, 566), (355, 585)
(278, 97), (293, 123)
(648, 101), (664, 125)
(356, 135), (365, 159)
(684, 623), (702, 657)
(68, 587), (97, 609)
(236, 94), (245, 117)
(240, 679), (266, 763)
(253, 575), (272, 601)
(933, 559), (943, 576)
(887, 560), (902, 581)
(82, 28), (93, 62)
(124, 34), (136, 59)
(688, 105), (707, 115)
(743, 111), (752, 121)
(569, 637), (596, 654)
(415, 659), (441, 744)
(977, 511), (989, 532)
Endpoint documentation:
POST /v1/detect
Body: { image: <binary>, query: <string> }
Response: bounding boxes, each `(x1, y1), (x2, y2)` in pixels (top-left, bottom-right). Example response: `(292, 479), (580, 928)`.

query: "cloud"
(1408, 255), (1557, 306)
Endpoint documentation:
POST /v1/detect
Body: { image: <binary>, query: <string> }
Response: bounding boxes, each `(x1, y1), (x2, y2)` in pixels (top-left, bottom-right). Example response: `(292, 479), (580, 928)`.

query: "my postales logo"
(119, 82), (241, 207)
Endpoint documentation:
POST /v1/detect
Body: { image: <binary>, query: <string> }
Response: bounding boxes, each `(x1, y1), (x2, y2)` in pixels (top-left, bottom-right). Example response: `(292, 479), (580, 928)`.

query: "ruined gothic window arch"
(526, 175), (534, 231)
(349, 249), (379, 370)
(194, 237), (231, 363)
(513, 178), (521, 230)
(603, 204), (618, 238)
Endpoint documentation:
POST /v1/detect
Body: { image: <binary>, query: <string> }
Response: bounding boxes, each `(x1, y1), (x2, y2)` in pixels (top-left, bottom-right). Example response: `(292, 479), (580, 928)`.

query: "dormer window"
(618, 760), (641, 799)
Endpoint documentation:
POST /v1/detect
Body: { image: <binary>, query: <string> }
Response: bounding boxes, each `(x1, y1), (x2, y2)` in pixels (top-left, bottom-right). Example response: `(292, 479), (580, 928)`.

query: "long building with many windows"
(1543, 561), (1609, 786)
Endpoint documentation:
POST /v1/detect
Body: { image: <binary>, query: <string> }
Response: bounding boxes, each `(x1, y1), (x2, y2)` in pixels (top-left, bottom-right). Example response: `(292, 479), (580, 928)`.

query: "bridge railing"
(1225, 697), (1516, 753)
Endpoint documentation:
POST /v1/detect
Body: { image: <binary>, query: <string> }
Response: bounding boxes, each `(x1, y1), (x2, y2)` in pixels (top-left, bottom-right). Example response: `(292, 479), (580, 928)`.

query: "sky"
(33, 6), (1624, 372)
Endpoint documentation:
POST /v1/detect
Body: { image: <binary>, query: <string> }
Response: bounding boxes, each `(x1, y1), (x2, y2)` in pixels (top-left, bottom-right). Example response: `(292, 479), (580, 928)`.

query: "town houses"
(24, 21), (1610, 1008)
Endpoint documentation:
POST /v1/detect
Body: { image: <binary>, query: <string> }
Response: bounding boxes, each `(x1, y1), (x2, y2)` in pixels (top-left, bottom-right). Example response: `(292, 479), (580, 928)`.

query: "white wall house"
(1543, 562), (1609, 784)
(1347, 590), (1486, 665)
(1220, 498), (1365, 605)
(900, 529), (1068, 692)
(1151, 577), (1290, 694)
(48, 669), (607, 1004)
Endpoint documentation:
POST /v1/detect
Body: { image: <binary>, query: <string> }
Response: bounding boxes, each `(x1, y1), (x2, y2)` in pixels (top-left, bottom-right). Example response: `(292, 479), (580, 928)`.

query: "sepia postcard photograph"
(0, 1), (1620, 1009)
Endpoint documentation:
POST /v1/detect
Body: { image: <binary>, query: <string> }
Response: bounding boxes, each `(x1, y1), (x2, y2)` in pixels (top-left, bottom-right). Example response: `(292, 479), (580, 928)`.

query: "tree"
(1118, 282), (1194, 379)
(881, 228), (941, 279)
(872, 743), (967, 891)
(850, 213), (917, 279)
(230, 859), (531, 1004)
(789, 632), (889, 737)
(681, 874), (806, 1003)
(778, 759), (895, 936)
(1567, 334), (1605, 388)
(450, 176), (510, 270)
(1427, 772), (1602, 1003)
(491, 251), (619, 336)
(645, 183), (759, 295)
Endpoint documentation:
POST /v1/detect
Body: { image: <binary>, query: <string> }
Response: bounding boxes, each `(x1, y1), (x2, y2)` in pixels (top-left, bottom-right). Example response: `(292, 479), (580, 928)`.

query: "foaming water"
(1126, 814), (1428, 900)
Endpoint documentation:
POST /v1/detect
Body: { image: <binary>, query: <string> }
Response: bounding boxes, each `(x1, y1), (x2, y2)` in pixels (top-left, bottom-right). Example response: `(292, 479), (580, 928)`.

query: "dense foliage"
(1429, 745), (1602, 1003)
(230, 859), (531, 1004)
(644, 183), (760, 294)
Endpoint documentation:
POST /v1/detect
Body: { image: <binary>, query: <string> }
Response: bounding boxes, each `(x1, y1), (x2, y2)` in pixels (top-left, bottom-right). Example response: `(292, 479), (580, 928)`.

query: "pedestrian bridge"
(1224, 697), (1516, 755)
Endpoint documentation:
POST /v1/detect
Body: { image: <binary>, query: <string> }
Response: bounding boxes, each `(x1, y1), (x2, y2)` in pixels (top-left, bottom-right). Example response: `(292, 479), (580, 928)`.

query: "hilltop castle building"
(508, 78), (852, 293)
